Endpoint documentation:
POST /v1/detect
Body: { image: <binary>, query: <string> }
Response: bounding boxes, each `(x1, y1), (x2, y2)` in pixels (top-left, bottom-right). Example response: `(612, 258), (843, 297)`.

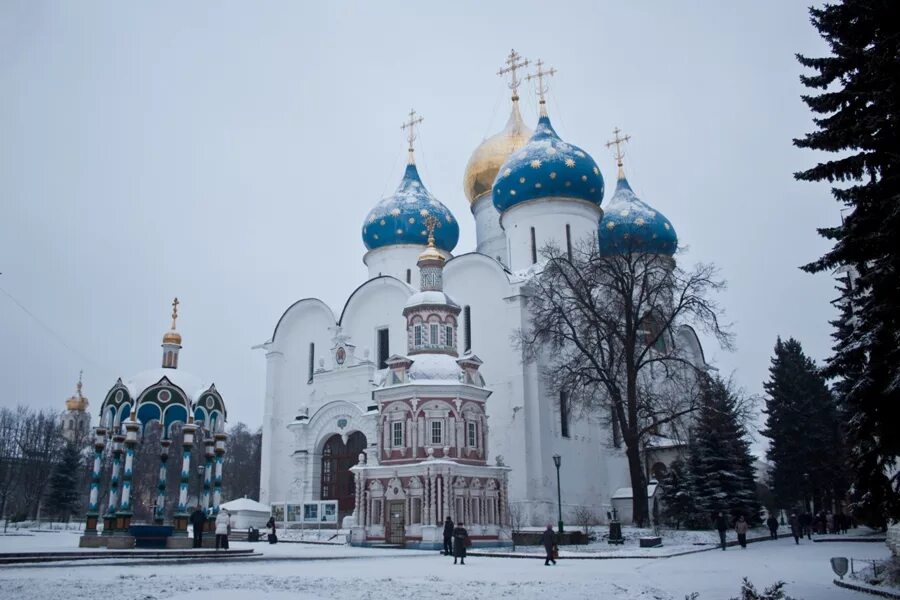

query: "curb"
(833, 579), (900, 599)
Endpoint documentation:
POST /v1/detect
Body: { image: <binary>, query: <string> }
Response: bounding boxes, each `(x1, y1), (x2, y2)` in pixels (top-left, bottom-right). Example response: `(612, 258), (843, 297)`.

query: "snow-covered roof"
(404, 290), (459, 310)
(407, 353), (463, 385)
(612, 483), (659, 500)
(220, 498), (271, 513)
(125, 368), (209, 401)
(645, 435), (684, 450)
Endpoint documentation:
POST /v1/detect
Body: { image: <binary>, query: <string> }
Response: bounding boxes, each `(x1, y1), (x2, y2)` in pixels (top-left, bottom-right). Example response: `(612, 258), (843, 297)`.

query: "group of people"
(441, 517), (471, 564)
(714, 512), (750, 550)
(715, 508), (853, 550)
(188, 506), (233, 550)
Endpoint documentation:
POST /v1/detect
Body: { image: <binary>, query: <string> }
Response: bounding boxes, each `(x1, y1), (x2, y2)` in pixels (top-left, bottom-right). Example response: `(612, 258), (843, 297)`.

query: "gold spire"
(606, 127), (631, 179)
(525, 59), (556, 117)
(417, 214), (444, 263)
(498, 49), (529, 102)
(162, 297), (182, 345)
(401, 108), (424, 165)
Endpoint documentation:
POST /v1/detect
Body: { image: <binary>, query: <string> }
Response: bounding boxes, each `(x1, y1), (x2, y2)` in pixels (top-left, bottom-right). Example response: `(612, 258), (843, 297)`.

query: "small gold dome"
(417, 243), (445, 265)
(463, 99), (533, 205)
(163, 330), (182, 345)
(65, 374), (89, 412)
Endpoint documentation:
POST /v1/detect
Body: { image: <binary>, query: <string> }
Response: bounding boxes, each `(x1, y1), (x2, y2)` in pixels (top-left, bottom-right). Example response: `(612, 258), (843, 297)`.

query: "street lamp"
(552, 454), (563, 534)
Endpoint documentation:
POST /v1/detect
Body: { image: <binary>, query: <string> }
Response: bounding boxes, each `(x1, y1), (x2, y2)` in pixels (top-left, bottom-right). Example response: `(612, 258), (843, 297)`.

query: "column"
(423, 467), (431, 525)
(173, 422), (197, 535)
(116, 420), (140, 532)
(442, 470), (450, 525)
(212, 432), (228, 514)
(429, 471), (437, 525)
(201, 438), (215, 518)
(103, 434), (124, 535)
(154, 439), (171, 524)
(83, 428), (107, 535)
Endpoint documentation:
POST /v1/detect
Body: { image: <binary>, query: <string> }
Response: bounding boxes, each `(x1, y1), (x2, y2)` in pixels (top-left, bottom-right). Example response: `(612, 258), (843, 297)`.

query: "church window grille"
(372, 500), (382, 525)
(430, 420), (443, 445)
(530, 227), (537, 264)
(429, 324), (439, 347)
(467, 422), (477, 447)
(392, 421), (403, 447)
(406, 269), (411, 284)
(411, 497), (422, 524)
(560, 390), (570, 438)
(444, 325), (453, 348)
(463, 306), (472, 352)
(565, 224), (572, 262)
(308, 343), (315, 383)
(414, 325), (422, 347)
(377, 328), (389, 369)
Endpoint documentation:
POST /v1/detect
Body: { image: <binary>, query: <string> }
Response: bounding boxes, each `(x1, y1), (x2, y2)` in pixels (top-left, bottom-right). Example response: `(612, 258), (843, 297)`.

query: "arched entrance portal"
(321, 432), (366, 517)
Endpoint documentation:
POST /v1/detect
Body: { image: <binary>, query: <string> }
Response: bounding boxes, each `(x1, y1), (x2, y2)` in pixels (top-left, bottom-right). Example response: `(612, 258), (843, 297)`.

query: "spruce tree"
(761, 337), (846, 513)
(44, 442), (83, 522)
(794, 0), (900, 525)
(689, 376), (761, 524)
(659, 459), (697, 529)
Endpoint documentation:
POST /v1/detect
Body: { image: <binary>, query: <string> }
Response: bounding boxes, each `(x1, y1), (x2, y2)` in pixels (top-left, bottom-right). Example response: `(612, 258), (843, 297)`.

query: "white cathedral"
(258, 52), (708, 528)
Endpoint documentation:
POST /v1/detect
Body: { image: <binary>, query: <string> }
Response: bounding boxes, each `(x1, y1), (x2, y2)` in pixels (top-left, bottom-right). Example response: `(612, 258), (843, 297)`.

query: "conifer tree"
(44, 442), (83, 522)
(659, 459), (697, 529)
(794, 0), (900, 524)
(761, 337), (846, 513)
(689, 376), (760, 523)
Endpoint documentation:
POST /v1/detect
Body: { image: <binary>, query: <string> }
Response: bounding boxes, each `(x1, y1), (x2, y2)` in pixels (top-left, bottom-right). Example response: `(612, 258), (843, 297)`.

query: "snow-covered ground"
(0, 530), (890, 600)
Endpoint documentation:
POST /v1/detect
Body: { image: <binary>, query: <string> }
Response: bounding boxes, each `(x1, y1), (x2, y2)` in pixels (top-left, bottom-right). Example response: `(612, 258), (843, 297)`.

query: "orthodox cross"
(401, 109), (424, 163)
(498, 49), (529, 101)
(77, 369), (83, 396)
(170, 297), (179, 329)
(525, 59), (556, 114)
(606, 127), (631, 177)
(423, 214), (441, 245)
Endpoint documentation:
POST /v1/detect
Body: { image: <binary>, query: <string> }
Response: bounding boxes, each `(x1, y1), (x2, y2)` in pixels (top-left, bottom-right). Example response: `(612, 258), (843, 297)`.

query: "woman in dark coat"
(452, 522), (469, 565)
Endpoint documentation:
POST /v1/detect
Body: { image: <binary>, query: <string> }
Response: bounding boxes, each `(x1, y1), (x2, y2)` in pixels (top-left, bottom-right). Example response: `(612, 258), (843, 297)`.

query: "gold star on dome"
(535, 183), (542, 189)
(565, 158), (575, 168)
(408, 217), (415, 224)
(380, 219), (386, 225)
(530, 159), (542, 169)
(390, 208), (401, 216)
(593, 167), (599, 175)
(503, 168), (511, 177)
(664, 223), (671, 230)
(635, 217), (646, 226)
(510, 190), (517, 195)
(519, 177), (526, 184)
(581, 175), (588, 181)
(420, 209), (429, 216)
(549, 172), (557, 179)
(606, 221), (616, 230)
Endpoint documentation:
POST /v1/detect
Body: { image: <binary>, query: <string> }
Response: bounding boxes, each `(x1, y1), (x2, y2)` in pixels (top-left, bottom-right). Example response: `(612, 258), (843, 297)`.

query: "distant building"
(61, 372), (91, 444)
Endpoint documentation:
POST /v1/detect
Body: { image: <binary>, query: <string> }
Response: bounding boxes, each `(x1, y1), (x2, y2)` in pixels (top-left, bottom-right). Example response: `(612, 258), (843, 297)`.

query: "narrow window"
(392, 421), (403, 447)
(414, 325), (422, 347)
(429, 323), (438, 347)
(463, 306), (472, 352)
(431, 421), (443, 445)
(411, 497), (422, 523)
(530, 227), (537, 264)
(444, 325), (453, 348)
(377, 328), (389, 369)
(468, 422), (477, 447)
(560, 390), (570, 438)
(406, 269), (411, 284)
(308, 342), (315, 383)
(565, 224), (572, 262)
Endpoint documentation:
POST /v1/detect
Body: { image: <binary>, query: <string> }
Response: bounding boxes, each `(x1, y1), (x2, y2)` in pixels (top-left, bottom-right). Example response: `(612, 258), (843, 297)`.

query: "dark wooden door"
(320, 432), (367, 517)
(387, 500), (406, 545)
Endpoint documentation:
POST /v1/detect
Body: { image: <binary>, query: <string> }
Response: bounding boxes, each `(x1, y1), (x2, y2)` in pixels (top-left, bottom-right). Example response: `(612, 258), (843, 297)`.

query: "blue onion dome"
(491, 115), (605, 213)
(598, 174), (677, 256)
(362, 163), (460, 253)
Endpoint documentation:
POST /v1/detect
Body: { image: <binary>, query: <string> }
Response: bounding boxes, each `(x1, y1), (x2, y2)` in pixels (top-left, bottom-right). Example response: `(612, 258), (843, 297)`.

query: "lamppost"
(552, 454), (563, 534)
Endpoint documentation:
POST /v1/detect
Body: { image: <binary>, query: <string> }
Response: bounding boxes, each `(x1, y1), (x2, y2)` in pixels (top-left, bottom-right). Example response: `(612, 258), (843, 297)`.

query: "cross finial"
(401, 109), (424, 165)
(423, 214), (440, 246)
(76, 370), (83, 396)
(525, 59), (556, 116)
(498, 49), (529, 102)
(605, 127), (631, 179)
(170, 297), (179, 330)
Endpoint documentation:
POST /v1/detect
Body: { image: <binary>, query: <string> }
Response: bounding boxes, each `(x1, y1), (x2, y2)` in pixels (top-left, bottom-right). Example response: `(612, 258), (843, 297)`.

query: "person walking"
(766, 514), (779, 540)
(452, 522), (469, 565)
(714, 511), (729, 550)
(215, 509), (230, 550)
(789, 512), (801, 545)
(266, 516), (277, 544)
(189, 506), (207, 548)
(442, 516), (454, 556)
(800, 511), (812, 540)
(541, 524), (557, 566)
(734, 515), (749, 549)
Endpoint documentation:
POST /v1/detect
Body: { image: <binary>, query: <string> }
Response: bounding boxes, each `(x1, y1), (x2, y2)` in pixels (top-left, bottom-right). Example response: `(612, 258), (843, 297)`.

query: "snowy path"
(0, 533), (889, 600)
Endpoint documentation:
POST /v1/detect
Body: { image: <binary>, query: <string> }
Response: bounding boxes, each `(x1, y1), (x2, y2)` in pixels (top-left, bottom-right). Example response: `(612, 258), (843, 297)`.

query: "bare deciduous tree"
(520, 239), (732, 526)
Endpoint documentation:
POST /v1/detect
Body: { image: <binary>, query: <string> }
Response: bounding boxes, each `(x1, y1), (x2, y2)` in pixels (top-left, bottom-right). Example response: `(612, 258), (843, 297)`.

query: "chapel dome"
(463, 100), (533, 205)
(598, 175), (677, 256)
(362, 163), (459, 253)
(491, 115), (604, 213)
(162, 329), (182, 345)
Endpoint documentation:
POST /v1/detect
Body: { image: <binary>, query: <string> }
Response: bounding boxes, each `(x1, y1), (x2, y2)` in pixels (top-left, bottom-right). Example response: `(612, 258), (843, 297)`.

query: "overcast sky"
(1, 1), (837, 437)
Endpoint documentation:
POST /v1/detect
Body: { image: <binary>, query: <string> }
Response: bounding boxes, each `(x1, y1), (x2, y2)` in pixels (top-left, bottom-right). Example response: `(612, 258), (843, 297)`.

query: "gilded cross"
(525, 59), (557, 114)
(498, 49), (529, 101)
(171, 297), (179, 329)
(606, 127), (631, 170)
(423, 214), (441, 245)
(401, 109), (424, 163)
(77, 369), (83, 395)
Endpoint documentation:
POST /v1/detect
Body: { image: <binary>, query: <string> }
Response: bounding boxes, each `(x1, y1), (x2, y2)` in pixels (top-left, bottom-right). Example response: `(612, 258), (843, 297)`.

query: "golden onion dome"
(417, 242), (445, 265)
(463, 99), (533, 205)
(65, 374), (89, 412)
(162, 329), (182, 345)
